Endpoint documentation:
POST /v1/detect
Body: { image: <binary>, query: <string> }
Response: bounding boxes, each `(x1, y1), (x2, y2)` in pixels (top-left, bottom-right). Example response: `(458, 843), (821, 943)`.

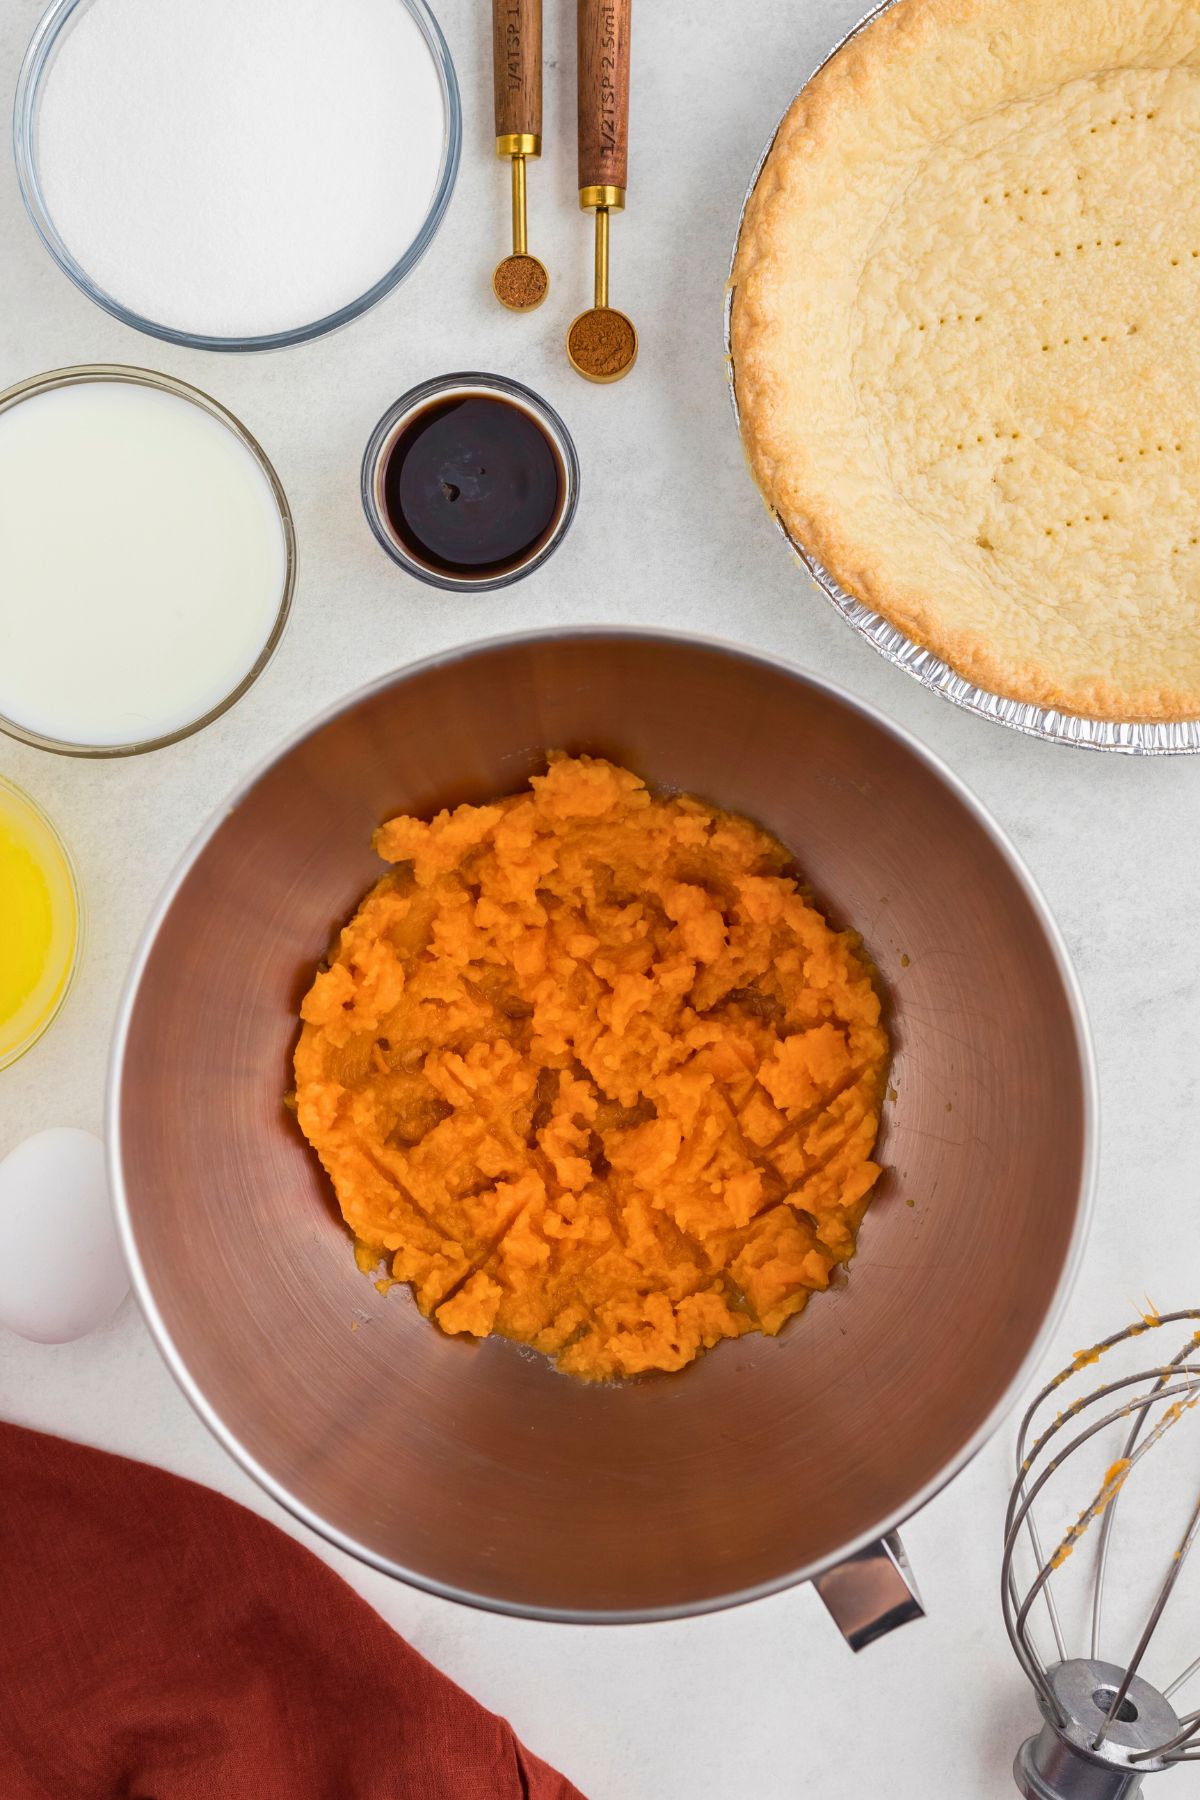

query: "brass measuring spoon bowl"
(492, 249), (549, 313)
(566, 305), (638, 383)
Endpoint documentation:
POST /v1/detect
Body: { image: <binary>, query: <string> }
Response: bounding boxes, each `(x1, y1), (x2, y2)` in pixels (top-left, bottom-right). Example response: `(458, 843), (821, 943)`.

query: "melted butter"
(0, 780), (78, 1067)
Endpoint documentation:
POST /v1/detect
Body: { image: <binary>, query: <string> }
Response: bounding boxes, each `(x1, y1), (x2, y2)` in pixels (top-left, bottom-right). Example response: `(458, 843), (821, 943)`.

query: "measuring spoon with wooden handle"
(568, 0), (637, 381)
(492, 0), (548, 310)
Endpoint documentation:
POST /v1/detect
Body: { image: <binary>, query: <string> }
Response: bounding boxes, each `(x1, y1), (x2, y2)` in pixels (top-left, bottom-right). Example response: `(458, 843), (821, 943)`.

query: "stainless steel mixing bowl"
(109, 630), (1095, 1624)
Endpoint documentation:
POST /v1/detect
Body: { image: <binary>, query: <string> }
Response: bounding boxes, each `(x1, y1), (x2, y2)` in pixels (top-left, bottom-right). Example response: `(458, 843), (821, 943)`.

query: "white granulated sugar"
(35, 0), (447, 339)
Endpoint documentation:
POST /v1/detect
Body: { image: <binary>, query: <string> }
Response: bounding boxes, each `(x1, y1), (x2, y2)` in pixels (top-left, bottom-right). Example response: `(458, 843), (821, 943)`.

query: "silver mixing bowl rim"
(106, 625), (1099, 1624)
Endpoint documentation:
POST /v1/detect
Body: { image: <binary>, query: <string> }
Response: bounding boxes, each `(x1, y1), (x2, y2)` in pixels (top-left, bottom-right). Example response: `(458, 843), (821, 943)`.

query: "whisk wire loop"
(1003, 1368), (1200, 1718)
(1092, 1490), (1200, 1751)
(1163, 1651), (1200, 1702)
(1090, 1341), (1199, 1663)
(1005, 1310), (1200, 1793)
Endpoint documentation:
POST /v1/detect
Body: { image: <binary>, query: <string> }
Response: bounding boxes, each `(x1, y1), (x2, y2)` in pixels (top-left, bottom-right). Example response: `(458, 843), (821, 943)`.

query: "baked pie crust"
(732, 0), (1200, 721)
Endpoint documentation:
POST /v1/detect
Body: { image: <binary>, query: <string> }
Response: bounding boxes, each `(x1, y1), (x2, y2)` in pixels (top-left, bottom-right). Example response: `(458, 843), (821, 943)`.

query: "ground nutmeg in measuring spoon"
(492, 255), (548, 312)
(567, 310), (638, 380)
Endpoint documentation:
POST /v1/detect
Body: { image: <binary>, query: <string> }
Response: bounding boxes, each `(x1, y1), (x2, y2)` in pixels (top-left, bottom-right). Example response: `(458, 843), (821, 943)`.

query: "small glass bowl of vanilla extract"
(361, 372), (579, 591)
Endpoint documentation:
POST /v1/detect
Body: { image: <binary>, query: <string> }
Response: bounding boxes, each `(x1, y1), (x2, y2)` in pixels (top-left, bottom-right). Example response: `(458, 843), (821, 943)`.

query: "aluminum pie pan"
(723, 0), (1200, 755)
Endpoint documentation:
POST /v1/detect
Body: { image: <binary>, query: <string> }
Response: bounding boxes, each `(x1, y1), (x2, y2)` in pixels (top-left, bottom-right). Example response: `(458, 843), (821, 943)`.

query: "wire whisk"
(1003, 1308), (1200, 1798)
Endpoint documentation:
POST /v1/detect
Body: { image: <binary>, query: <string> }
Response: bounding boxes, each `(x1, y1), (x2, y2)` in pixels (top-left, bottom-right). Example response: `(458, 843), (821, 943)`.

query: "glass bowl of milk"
(13, 0), (461, 351)
(0, 366), (296, 756)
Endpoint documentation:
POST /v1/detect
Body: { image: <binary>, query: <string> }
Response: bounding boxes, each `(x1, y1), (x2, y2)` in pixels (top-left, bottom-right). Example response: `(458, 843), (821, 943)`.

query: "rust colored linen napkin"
(0, 1422), (585, 1800)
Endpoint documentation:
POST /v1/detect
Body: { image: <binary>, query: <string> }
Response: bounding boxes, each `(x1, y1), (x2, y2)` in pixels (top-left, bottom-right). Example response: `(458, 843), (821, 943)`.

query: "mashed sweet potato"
(293, 756), (888, 1380)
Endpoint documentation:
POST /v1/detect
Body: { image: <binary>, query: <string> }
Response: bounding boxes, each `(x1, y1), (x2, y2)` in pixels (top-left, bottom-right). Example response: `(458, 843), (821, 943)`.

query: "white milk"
(0, 379), (288, 748)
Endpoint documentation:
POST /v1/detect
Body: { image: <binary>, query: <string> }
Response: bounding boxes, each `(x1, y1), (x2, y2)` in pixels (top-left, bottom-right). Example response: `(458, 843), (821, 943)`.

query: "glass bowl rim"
(0, 363), (297, 758)
(12, 0), (463, 354)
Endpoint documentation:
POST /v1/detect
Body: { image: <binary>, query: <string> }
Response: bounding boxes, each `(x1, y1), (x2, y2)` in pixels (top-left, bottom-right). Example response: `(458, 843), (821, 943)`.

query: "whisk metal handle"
(1016, 1729), (1147, 1800)
(1014, 1661), (1180, 1799)
(811, 1531), (924, 1651)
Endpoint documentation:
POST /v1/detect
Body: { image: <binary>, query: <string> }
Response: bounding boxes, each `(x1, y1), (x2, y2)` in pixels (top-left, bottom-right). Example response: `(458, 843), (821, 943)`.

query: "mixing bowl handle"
(811, 1532), (924, 1650)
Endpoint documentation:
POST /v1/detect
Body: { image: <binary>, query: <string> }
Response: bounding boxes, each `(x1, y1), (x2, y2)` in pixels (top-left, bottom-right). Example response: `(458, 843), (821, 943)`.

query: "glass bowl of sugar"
(13, 0), (461, 352)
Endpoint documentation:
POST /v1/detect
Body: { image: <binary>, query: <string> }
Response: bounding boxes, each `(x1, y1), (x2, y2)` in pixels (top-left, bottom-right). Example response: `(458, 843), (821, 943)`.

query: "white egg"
(0, 1127), (129, 1343)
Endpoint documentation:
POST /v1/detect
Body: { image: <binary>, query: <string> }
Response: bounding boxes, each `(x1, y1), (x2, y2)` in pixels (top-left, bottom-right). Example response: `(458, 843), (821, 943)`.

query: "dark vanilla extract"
(382, 394), (564, 580)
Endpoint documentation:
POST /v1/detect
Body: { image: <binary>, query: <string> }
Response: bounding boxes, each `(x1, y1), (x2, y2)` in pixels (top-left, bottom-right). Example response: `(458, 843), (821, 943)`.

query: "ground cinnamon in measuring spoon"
(568, 310), (636, 378)
(493, 255), (548, 310)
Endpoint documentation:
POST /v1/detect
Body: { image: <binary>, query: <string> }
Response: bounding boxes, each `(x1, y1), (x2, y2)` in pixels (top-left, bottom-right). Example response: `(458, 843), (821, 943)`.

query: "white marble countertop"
(2, 1), (1199, 1794)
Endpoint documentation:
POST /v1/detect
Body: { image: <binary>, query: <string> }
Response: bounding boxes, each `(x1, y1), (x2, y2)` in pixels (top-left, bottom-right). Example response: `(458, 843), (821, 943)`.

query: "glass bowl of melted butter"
(0, 774), (82, 1071)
